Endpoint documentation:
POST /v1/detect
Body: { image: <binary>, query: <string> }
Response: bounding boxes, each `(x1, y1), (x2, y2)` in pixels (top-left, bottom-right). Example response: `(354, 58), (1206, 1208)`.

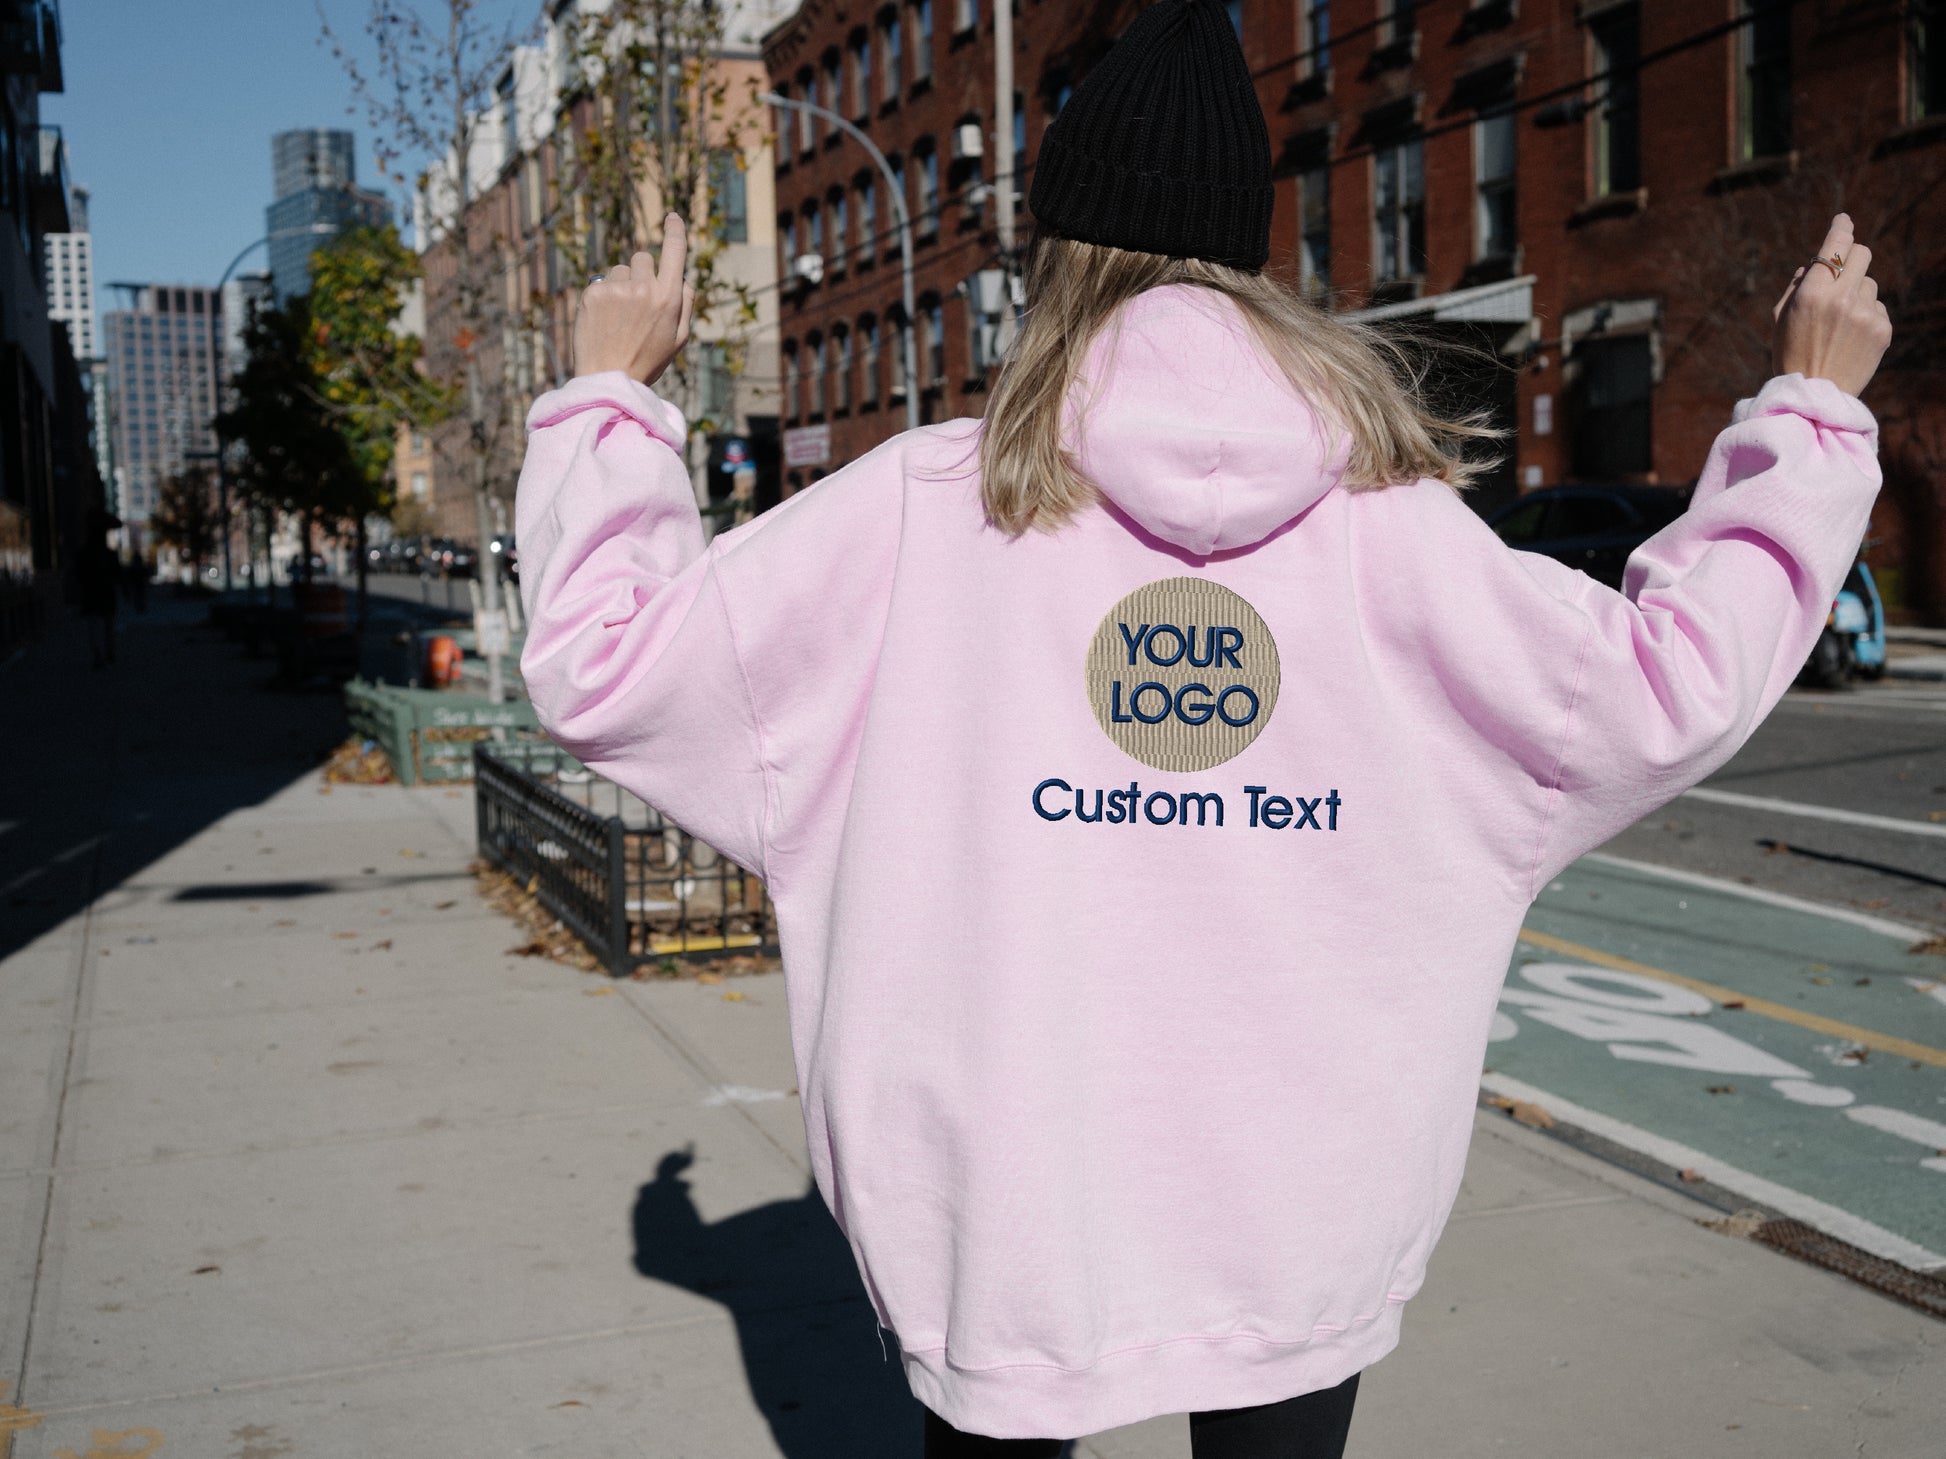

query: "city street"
(2, 603), (1943, 1458)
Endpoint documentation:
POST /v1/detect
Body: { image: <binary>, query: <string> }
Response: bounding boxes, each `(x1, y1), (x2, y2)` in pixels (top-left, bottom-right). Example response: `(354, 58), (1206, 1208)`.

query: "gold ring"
(1811, 253), (1845, 280)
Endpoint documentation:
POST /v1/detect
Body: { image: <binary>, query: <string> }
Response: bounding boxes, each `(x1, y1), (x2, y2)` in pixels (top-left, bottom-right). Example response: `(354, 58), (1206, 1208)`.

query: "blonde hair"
(980, 235), (1504, 536)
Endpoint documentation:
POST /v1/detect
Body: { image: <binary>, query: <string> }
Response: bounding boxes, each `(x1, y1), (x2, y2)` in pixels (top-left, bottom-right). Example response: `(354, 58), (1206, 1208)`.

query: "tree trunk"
(355, 515), (369, 632)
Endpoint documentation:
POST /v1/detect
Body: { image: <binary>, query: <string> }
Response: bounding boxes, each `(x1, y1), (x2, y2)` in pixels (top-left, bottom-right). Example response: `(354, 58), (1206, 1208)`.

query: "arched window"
(860, 314), (881, 409)
(833, 325), (854, 414)
(923, 296), (945, 386)
(783, 342), (801, 423)
(830, 189), (849, 274)
(848, 29), (872, 119)
(803, 200), (822, 263)
(796, 68), (817, 153)
(856, 176), (878, 266)
(823, 50), (843, 138)
(913, 138), (939, 237)
(809, 333), (827, 418)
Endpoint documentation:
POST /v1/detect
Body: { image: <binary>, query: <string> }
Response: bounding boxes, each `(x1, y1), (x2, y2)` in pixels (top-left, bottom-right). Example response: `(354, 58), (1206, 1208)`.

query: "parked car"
(1797, 558), (1888, 689)
(1485, 483), (1695, 590)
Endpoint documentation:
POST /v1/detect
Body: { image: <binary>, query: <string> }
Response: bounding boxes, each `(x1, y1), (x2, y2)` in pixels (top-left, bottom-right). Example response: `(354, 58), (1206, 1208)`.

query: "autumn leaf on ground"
(1485, 1095), (1554, 1129)
(1678, 1168), (1706, 1183)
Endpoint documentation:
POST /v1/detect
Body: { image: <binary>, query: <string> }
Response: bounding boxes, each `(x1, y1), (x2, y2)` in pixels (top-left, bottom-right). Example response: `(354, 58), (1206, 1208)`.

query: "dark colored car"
(1485, 484), (1695, 590)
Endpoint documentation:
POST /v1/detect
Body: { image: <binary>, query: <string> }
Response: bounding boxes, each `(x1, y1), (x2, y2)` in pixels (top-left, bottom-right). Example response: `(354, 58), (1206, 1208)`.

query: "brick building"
(415, 0), (791, 542)
(762, 0), (1946, 621)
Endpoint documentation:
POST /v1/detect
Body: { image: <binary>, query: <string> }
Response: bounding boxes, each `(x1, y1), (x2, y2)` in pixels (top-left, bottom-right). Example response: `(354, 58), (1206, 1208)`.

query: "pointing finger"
(1816, 212), (1854, 263)
(658, 213), (688, 291)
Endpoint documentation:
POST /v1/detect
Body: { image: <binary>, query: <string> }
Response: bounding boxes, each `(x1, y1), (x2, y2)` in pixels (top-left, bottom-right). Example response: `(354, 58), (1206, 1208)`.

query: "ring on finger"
(1811, 253), (1845, 280)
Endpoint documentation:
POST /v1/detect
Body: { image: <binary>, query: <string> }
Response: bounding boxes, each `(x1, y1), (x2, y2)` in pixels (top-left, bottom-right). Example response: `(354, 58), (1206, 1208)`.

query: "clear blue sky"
(50, 0), (530, 296)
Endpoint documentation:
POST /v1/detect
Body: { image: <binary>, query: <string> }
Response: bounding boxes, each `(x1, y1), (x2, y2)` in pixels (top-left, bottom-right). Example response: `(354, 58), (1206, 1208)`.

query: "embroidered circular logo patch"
(1084, 577), (1280, 772)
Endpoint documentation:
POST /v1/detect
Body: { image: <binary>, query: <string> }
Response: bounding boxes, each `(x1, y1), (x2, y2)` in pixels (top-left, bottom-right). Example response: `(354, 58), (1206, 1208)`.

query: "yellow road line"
(1515, 927), (1946, 1071)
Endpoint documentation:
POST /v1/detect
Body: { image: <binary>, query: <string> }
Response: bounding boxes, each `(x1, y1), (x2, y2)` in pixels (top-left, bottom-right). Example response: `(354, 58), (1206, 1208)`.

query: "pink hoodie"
(517, 284), (1880, 1438)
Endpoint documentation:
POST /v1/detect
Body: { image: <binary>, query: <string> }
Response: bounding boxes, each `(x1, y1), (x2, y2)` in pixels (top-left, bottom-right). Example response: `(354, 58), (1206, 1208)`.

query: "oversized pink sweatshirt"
(516, 285), (1880, 1438)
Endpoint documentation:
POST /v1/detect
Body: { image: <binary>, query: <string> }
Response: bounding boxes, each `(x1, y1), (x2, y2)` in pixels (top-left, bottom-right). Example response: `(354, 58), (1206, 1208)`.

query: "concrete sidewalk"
(3, 607), (1942, 1458)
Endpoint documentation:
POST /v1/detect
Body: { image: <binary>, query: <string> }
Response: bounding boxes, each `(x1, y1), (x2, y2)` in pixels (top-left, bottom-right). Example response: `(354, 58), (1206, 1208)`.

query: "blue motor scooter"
(1798, 558), (1887, 688)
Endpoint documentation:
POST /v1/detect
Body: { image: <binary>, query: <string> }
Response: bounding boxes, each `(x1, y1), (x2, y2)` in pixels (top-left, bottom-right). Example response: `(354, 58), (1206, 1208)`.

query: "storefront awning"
(1344, 273), (1536, 325)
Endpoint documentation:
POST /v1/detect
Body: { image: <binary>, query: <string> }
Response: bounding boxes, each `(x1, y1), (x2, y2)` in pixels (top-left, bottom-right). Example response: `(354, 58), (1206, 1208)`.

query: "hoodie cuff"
(525, 370), (688, 452)
(1730, 373), (1878, 438)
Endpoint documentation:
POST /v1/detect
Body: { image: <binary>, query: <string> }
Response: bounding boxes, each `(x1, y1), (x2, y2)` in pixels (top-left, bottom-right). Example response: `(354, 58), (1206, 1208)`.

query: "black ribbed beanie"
(1029, 0), (1273, 271)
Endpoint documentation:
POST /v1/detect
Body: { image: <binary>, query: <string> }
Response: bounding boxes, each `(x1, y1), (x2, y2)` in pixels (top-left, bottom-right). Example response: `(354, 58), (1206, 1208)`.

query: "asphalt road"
(1498, 673), (1946, 1274)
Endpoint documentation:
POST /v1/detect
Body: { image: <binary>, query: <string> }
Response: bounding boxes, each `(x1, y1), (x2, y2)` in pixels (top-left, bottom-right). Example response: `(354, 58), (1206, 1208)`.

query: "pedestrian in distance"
(515, 2), (1892, 1453)
(76, 506), (122, 669)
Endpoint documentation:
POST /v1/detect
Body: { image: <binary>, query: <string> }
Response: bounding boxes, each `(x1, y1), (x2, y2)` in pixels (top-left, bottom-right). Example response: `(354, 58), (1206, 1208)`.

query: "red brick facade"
(764, 1), (1946, 621)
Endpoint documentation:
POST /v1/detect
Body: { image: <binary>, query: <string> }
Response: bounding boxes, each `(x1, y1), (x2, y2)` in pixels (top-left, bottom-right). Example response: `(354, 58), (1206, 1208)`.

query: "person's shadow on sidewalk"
(632, 1147), (923, 1457)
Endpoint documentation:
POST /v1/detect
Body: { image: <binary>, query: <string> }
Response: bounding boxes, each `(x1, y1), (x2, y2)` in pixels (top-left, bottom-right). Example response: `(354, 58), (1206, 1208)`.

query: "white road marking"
(1906, 977), (1946, 1010)
(1677, 787), (1946, 841)
(1582, 853), (1932, 941)
(1478, 1072), (1946, 1272)
(1845, 1104), (1946, 1157)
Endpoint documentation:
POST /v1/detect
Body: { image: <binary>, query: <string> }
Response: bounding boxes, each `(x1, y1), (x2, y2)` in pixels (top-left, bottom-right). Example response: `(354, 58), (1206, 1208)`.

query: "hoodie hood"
(1063, 284), (1350, 555)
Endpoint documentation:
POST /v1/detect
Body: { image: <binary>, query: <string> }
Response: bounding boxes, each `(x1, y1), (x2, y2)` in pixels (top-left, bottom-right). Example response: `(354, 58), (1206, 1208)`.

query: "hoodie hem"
(898, 1299), (1404, 1440)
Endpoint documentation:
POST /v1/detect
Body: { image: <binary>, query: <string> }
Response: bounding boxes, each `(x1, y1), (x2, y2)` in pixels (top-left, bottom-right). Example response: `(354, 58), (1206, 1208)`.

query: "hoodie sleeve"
(514, 371), (771, 878)
(1524, 373), (1880, 893)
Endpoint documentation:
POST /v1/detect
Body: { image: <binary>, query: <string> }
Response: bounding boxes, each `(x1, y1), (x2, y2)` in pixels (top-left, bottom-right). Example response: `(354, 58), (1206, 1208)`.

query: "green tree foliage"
(306, 224), (453, 515)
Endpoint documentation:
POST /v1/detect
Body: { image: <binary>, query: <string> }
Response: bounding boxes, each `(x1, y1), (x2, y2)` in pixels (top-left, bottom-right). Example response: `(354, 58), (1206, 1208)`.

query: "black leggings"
(922, 1372), (1360, 1459)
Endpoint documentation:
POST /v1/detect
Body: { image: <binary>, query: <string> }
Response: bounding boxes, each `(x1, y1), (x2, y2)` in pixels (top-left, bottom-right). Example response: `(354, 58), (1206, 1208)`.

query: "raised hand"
(572, 212), (697, 386)
(1772, 213), (1892, 397)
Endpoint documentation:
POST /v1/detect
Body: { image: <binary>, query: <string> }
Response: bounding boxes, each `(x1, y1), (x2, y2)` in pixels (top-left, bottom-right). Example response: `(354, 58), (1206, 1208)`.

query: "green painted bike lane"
(1487, 854), (1946, 1269)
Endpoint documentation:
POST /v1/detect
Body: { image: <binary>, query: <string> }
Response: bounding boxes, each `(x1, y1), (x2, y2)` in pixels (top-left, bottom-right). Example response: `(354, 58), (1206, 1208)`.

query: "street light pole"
(761, 92), (920, 433)
(211, 235), (270, 595)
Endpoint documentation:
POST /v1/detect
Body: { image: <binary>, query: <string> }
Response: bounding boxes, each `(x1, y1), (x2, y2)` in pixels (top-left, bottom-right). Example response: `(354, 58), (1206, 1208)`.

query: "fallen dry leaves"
(321, 736), (395, 785)
(1484, 1094), (1555, 1130)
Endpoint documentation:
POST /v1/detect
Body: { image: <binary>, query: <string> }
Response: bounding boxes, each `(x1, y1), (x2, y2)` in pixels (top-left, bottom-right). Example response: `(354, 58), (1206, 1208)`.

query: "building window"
(709, 150), (748, 242)
(881, 10), (903, 97)
(1373, 136), (1426, 285)
(783, 344), (801, 423)
(1570, 334), (1652, 477)
(955, 0), (979, 32)
(861, 315), (881, 408)
(830, 192), (849, 273)
(834, 326), (854, 413)
(858, 178), (878, 264)
(824, 52), (843, 134)
(1911, 1), (1946, 120)
(1736, 0), (1791, 160)
(1475, 109), (1516, 262)
(772, 84), (793, 165)
(799, 70), (818, 153)
(912, 0), (933, 81)
(891, 154), (908, 234)
(1298, 166), (1330, 298)
(809, 335), (827, 417)
(498, 69), (519, 165)
(781, 214), (798, 279)
(803, 201), (822, 267)
(851, 31), (872, 117)
(925, 299), (945, 385)
(915, 141), (940, 237)
(1590, 3), (1640, 196)
(1300, 1), (1330, 76)
(1379, 0), (1414, 46)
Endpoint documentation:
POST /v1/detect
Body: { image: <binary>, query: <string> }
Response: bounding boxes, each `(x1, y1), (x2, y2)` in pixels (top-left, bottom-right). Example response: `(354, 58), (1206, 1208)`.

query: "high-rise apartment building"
(266, 128), (393, 301)
(102, 286), (224, 526)
(43, 184), (95, 357)
(43, 184), (111, 504)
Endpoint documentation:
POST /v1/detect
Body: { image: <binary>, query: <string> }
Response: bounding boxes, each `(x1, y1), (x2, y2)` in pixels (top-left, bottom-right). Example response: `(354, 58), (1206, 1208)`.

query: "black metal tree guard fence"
(474, 740), (777, 976)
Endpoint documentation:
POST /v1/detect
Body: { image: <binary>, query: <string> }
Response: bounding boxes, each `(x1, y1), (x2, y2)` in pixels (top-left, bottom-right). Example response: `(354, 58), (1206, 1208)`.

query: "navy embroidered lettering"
(1033, 778), (1073, 821)
(1118, 622), (1150, 666)
(1213, 626), (1244, 668)
(1178, 792), (1223, 826)
(1216, 685), (1259, 727)
(1110, 681), (1133, 724)
(1129, 682), (1172, 724)
(1187, 626), (1215, 668)
(1175, 682), (1215, 725)
(1144, 624), (1187, 666)
(1033, 778), (1334, 831)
